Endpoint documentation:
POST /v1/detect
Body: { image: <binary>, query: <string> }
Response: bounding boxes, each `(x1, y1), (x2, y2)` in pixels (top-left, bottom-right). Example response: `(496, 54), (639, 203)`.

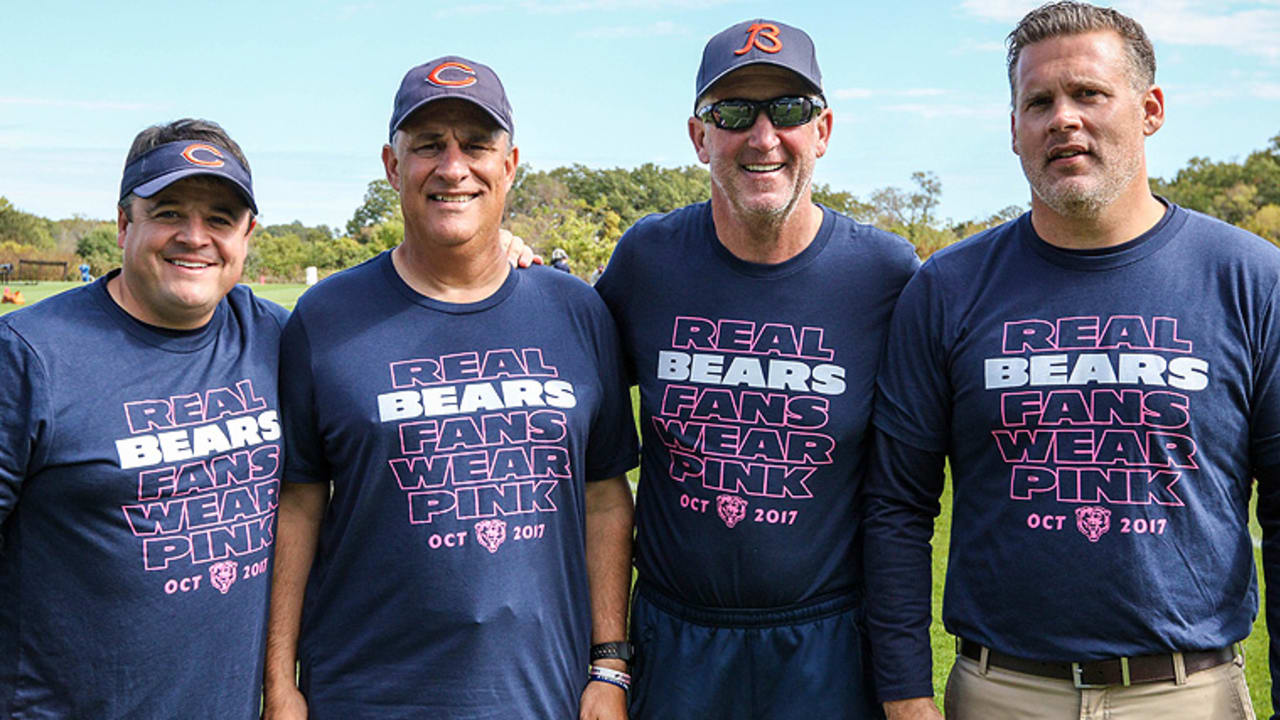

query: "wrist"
(263, 671), (300, 696)
(591, 657), (627, 671)
(588, 664), (632, 693)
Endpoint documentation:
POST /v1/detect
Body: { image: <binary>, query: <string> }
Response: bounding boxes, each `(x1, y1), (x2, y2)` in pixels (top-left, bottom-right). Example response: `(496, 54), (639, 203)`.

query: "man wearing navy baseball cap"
(0, 118), (288, 718)
(263, 56), (638, 720)
(594, 19), (918, 719)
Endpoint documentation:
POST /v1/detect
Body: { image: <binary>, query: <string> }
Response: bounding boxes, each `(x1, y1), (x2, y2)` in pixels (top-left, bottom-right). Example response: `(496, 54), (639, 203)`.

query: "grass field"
(5, 281), (1275, 714)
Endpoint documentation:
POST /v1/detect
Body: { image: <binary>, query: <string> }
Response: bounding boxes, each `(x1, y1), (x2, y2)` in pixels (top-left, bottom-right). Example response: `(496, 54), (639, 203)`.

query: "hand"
(500, 228), (542, 268)
(884, 697), (943, 720)
(579, 677), (628, 720)
(262, 686), (309, 720)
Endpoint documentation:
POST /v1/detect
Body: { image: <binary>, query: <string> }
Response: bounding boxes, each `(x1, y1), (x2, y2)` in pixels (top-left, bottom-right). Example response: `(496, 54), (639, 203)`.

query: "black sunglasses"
(695, 95), (827, 131)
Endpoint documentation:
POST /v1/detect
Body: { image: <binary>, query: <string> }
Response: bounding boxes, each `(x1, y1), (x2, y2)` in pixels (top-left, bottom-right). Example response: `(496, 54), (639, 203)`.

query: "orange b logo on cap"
(426, 61), (477, 87)
(734, 23), (782, 55)
(181, 144), (225, 167)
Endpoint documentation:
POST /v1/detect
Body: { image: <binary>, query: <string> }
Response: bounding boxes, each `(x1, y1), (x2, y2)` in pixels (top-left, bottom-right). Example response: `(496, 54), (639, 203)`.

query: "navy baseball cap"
(119, 141), (257, 214)
(389, 56), (514, 142)
(695, 19), (822, 106)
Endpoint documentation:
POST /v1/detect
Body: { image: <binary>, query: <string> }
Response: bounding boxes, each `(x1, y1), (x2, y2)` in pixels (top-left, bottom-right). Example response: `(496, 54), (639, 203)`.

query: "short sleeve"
(0, 324), (52, 525)
(584, 305), (639, 482)
(278, 312), (329, 483)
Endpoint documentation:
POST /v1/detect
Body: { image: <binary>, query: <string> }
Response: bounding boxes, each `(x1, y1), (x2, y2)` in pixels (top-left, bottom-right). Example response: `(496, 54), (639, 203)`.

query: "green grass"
(245, 282), (310, 311)
(0, 281), (313, 315)
(10, 281), (1275, 714)
(0, 281), (83, 314)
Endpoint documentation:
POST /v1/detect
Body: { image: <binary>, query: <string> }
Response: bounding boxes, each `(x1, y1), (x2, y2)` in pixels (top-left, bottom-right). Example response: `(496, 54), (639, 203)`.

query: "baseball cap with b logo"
(694, 19), (822, 105)
(389, 55), (514, 141)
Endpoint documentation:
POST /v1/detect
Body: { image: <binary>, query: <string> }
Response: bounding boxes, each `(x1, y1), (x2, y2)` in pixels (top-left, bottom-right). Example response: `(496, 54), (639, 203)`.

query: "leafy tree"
(812, 183), (873, 220)
(260, 220), (335, 244)
(1243, 204), (1280, 243)
(0, 197), (56, 250)
(76, 226), (121, 276)
(523, 164), (710, 227)
(346, 180), (402, 240)
(1151, 134), (1280, 225)
(54, 215), (112, 254)
(506, 203), (617, 281)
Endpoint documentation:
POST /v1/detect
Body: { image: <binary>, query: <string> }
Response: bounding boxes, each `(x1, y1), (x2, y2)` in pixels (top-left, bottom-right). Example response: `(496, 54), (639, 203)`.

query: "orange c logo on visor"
(426, 61), (478, 87)
(181, 143), (225, 167)
(734, 23), (783, 55)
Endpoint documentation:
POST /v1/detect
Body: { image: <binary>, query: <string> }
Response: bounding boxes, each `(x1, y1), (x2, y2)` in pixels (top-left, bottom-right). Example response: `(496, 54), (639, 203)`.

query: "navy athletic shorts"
(628, 581), (885, 720)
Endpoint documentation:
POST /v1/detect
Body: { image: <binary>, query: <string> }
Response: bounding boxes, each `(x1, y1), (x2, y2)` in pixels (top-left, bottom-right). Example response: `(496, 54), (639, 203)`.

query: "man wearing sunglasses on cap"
(594, 19), (918, 720)
(0, 118), (288, 718)
(263, 56), (637, 720)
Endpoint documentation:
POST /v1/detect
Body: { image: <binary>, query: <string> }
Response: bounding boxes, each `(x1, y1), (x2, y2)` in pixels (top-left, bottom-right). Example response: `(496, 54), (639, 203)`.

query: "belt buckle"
(1071, 659), (1127, 689)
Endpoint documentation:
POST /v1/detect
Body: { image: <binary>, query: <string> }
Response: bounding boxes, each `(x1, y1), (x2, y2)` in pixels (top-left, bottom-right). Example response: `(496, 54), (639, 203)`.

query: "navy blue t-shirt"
(596, 202), (918, 608)
(0, 274), (288, 719)
(872, 204), (1280, 664)
(280, 253), (637, 720)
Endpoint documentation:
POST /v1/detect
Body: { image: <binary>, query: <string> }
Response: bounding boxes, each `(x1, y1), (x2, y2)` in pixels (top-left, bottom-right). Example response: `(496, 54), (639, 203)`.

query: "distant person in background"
(594, 18), (917, 719)
(589, 263), (605, 284)
(865, 3), (1280, 718)
(551, 246), (573, 273)
(0, 118), (287, 718)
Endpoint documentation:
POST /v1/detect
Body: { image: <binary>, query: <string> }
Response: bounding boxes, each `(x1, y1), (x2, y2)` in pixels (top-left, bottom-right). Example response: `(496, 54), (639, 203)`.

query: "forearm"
(585, 475), (634, 648)
(264, 480), (329, 697)
(863, 429), (946, 703)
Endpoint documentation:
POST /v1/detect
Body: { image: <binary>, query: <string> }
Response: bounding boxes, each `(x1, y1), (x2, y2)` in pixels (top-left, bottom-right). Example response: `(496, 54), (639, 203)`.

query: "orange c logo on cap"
(181, 143), (225, 167)
(426, 61), (478, 87)
(734, 23), (782, 55)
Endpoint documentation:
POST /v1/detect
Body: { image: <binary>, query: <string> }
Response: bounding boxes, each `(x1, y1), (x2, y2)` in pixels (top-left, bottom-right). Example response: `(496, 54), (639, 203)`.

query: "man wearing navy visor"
(594, 19), (918, 719)
(0, 118), (288, 718)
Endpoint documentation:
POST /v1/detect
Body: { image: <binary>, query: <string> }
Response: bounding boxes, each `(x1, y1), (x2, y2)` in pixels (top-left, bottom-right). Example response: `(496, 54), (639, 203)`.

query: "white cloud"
(1251, 82), (1280, 99)
(833, 88), (874, 99)
(961, 0), (1280, 60)
(577, 20), (687, 38)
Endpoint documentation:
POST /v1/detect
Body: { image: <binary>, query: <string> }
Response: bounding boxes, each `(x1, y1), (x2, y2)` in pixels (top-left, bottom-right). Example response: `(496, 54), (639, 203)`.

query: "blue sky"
(2, 0), (1278, 231)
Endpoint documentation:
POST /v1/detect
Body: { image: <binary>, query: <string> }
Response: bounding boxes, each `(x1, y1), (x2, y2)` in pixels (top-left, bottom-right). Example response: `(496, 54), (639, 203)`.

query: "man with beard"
(595, 19), (918, 719)
(865, 3), (1280, 718)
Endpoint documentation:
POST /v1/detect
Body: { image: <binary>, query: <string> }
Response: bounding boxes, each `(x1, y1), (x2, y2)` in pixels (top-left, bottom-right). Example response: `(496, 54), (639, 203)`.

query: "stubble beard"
(1023, 127), (1147, 220)
(714, 164), (813, 235)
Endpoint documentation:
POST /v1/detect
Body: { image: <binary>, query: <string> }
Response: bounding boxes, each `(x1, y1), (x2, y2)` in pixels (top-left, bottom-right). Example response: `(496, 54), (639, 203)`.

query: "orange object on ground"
(2, 287), (24, 305)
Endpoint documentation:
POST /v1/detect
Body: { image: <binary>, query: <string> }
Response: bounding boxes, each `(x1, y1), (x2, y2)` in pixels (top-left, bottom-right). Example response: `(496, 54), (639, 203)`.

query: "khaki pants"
(944, 653), (1254, 720)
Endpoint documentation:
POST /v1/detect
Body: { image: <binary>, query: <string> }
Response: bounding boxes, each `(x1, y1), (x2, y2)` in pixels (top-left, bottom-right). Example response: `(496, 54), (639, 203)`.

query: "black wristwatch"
(590, 642), (635, 664)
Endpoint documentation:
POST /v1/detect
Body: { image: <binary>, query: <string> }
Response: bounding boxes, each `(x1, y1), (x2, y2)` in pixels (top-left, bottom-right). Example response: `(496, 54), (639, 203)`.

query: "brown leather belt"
(957, 638), (1237, 688)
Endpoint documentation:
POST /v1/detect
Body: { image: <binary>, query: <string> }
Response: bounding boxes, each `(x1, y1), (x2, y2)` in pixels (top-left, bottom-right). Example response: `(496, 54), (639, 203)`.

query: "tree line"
(2, 131), (1277, 283)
